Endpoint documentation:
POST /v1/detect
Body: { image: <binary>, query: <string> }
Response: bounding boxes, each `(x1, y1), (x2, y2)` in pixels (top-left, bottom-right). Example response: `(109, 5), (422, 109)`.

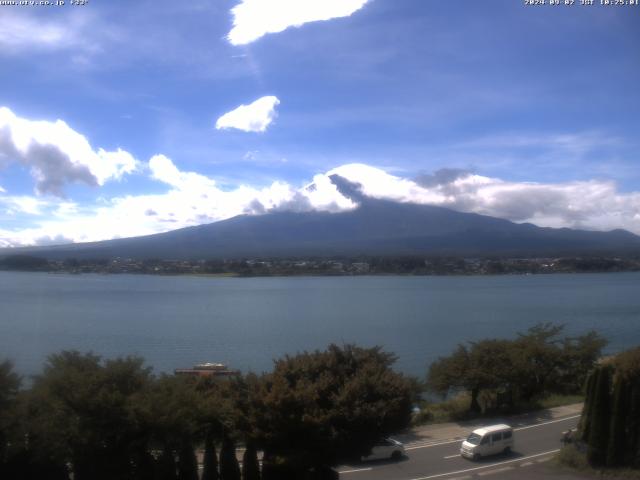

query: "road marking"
(406, 439), (461, 450)
(478, 466), (514, 476)
(513, 415), (580, 432)
(536, 457), (552, 463)
(444, 454), (460, 459)
(405, 414), (580, 451)
(338, 467), (373, 474)
(407, 449), (560, 480)
(520, 461), (533, 467)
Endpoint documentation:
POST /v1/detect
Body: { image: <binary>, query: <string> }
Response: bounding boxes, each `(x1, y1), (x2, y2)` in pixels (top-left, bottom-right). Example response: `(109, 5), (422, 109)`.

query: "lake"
(1, 271), (639, 379)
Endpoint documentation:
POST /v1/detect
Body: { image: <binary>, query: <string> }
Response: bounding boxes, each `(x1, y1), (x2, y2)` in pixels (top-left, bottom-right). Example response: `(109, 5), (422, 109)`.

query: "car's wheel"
(503, 446), (511, 455)
(472, 453), (480, 461)
(391, 450), (402, 460)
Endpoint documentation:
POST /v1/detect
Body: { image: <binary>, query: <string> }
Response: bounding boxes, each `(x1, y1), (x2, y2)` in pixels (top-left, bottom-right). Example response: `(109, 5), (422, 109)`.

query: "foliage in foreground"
(580, 346), (640, 468)
(0, 344), (415, 480)
(426, 323), (606, 414)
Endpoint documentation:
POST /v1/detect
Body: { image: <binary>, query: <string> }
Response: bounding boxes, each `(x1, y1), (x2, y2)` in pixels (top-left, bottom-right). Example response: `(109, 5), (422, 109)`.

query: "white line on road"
(405, 414), (579, 451)
(513, 414), (580, 432)
(406, 439), (461, 450)
(408, 449), (560, 480)
(477, 466), (514, 476)
(338, 467), (373, 474)
(443, 454), (459, 459)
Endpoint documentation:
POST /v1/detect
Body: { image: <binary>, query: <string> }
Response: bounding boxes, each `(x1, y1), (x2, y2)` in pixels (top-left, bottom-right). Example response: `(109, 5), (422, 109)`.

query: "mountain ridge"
(2, 196), (639, 260)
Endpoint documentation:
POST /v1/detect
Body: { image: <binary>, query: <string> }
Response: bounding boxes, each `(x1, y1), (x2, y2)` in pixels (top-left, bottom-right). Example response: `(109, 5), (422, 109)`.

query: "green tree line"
(0, 345), (417, 480)
(0, 324), (616, 479)
(426, 323), (607, 414)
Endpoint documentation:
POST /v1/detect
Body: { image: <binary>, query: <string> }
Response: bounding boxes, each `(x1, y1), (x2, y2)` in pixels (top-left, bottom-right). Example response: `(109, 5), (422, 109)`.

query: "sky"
(0, 0), (639, 247)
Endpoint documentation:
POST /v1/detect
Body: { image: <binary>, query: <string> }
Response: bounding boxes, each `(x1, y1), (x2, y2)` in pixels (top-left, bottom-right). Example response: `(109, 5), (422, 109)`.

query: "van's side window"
(481, 436), (490, 445)
(503, 431), (512, 439)
(491, 433), (502, 442)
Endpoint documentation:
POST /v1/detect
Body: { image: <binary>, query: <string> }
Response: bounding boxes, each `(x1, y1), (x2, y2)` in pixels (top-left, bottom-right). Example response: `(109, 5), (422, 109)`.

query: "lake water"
(1, 271), (639, 379)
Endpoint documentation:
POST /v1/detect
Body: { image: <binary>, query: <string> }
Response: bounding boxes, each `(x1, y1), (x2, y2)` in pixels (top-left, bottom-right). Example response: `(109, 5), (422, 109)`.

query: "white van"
(460, 424), (513, 460)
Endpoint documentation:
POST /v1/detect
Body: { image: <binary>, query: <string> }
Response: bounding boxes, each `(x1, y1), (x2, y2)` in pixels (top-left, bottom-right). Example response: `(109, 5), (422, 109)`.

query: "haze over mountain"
(3, 176), (639, 261)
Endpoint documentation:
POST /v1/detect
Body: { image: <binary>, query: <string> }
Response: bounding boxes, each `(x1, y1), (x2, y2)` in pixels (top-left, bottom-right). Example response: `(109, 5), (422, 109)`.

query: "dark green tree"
(26, 351), (152, 480)
(177, 443), (199, 480)
(157, 448), (178, 480)
(606, 377), (628, 466)
(242, 441), (260, 480)
(586, 365), (612, 466)
(428, 340), (516, 413)
(252, 344), (415, 473)
(0, 360), (20, 468)
(579, 369), (598, 443)
(220, 434), (241, 480)
(202, 431), (220, 480)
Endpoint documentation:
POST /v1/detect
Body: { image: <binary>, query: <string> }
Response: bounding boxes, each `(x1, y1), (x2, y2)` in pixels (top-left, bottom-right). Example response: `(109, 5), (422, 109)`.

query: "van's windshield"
(466, 433), (482, 445)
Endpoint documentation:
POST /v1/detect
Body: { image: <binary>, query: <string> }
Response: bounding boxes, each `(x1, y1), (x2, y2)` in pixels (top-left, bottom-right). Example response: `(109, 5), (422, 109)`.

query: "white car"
(460, 424), (514, 460)
(362, 438), (406, 461)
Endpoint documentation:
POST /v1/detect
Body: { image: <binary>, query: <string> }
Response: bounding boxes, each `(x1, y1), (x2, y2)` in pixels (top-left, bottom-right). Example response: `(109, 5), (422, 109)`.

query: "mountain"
(4, 188), (640, 260)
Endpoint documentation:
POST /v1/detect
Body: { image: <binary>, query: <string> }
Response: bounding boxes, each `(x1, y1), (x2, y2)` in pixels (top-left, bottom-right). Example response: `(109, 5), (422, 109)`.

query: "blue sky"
(0, 0), (639, 246)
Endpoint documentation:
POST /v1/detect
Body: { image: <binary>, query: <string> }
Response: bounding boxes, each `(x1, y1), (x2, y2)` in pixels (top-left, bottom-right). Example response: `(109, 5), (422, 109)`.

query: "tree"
(586, 365), (612, 466)
(252, 344), (415, 473)
(220, 434), (241, 480)
(157, 448), (178, 480)
(606, 377), (628, 466)
(27, 351), (153, 480)
(242, 441), (260, 480)
(427, 340), (516, 413)
(0, 360), (20, 461)
(427, 323), (608, 413)
(511, 323), (564, 401)
(559, 330), (607, 393)
(177, 444), (199, 480)
(202, 431), (220, 480)
(580, 347), (640, 468)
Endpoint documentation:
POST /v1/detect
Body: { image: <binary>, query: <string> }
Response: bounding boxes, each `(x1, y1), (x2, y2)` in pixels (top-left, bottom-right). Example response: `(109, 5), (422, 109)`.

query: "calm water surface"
(1, 271), (639, 378)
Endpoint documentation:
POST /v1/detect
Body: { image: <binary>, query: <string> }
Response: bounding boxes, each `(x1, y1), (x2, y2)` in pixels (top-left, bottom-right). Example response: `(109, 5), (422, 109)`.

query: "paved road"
(338, 412), (581, 480)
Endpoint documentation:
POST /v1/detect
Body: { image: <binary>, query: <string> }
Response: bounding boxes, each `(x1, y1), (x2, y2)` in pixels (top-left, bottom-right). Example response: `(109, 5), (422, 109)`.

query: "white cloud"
(227, 0), (370, 45)
(0, 107), (138, 196)
(215, 96), (280, 133)
(2, 161), (640, 248)
(0, 12), (95, 54)
(329, 163), (640, 234)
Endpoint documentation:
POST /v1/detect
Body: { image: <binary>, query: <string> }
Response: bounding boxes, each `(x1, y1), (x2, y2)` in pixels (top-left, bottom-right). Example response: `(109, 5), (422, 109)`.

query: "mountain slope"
(4, 198), (640, 260)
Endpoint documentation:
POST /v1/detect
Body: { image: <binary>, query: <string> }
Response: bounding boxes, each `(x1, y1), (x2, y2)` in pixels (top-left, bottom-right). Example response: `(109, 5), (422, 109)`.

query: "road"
(338, 414), (580, 480)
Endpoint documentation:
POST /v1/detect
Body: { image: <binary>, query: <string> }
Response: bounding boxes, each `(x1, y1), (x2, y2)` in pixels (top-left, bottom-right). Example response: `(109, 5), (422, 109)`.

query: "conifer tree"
(157, 448), (178, 480)
(242, 441), (260, 480)
(220, 434), (241, 480)
(606, 377), (627, 466)
(587, 365), (612, 466)
(579, 368), (597, 443)
(202, 431), (219, 480)
(177, 444), (199, 480)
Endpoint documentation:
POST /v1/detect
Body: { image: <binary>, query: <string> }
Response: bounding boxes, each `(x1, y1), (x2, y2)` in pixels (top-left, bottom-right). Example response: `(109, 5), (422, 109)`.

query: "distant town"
(1, 254), (639, 276)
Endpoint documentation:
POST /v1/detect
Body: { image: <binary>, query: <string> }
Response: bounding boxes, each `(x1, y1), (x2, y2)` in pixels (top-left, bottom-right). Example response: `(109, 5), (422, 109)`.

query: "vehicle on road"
(460, 424), (514, 460)
(362, 438), (406, 461)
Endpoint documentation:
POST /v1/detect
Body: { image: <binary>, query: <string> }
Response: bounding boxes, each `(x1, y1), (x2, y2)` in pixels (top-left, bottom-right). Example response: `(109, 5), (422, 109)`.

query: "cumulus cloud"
(327, 164), (640, 234)
(2, 161), (640, 248)
(0, 107), (138, 196)
(227, 0), (370, 45)
(215, 96), (280, 133)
